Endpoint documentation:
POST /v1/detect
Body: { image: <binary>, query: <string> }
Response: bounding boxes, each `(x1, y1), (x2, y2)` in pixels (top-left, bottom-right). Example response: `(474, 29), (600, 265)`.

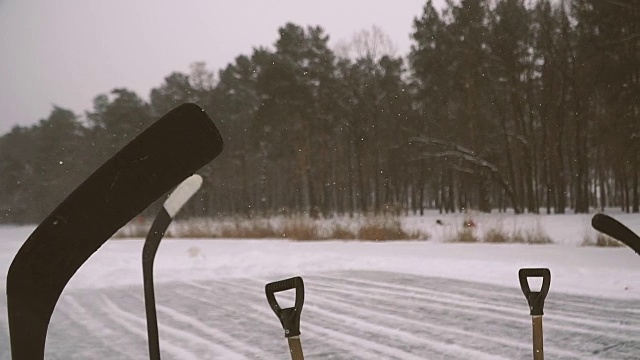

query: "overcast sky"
(0, 0), (443, 136)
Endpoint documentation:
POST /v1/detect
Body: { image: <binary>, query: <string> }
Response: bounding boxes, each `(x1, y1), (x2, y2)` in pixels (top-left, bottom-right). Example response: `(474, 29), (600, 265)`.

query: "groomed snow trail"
(1, 271), (639, 359)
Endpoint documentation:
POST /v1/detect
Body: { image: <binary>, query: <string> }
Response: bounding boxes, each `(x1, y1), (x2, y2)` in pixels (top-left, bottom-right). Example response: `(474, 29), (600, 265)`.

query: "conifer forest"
(0, 0), (638, 223)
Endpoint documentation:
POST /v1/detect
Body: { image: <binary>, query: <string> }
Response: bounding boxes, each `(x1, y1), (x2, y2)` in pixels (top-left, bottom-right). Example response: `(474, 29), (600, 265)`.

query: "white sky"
(0, 0), (442, 136)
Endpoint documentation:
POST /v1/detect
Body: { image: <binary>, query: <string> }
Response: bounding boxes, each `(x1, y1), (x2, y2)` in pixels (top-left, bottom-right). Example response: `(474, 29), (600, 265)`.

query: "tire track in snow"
(327, 270), (640, 322)
(324, 271), (640, 327)
(310, 277), (592, 343)
(60, 290), (158, 359)
(314, 273), (638, 324)
(151, 281), (288, 359)
(177, 274), (640, 359)
(310, 272), (640, 359)
(61, 288), (239, 359)
(5, 270), (639, 359)
(115, 287), (273, 360)
(246, 302), (428, 360)
(179, 279), (417, 359)
(145, 279), (372, 359)
(99, 294), (244, 360)
(313, 274), (640, 342)
(303, 303), (510, 360)
(252, 277), (542, 358)
(176, 281), (387, 359)
(155, 303), (270, 360)
(53, 296), (143, 360)
(94, 294), (201, 360)
(305, 282), (582, 359)
(209, 278), (507, 359)
(207, 279), (434, 359)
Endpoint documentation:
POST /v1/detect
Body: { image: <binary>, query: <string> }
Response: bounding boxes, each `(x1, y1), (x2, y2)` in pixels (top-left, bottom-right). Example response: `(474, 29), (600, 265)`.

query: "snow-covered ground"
(1, 211), (640, 359)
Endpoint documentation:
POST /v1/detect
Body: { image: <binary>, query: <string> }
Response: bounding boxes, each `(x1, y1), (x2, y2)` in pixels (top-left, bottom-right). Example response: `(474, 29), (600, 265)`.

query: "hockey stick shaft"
(592, 213), (640, 254)
(143, 209), (170, 360)
(143, 175), (202, 360)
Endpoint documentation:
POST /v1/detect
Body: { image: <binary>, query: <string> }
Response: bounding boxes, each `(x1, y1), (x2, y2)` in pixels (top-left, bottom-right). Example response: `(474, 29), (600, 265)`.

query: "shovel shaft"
(532, 315), (544, 360)
(287, 337), (304, 360)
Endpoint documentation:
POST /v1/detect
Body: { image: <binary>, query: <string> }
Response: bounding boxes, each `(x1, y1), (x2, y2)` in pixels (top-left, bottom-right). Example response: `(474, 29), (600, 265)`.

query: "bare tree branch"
(600, 33), (640, 47)
(409, 136), (518, 203)
(603, 0), (640, 11)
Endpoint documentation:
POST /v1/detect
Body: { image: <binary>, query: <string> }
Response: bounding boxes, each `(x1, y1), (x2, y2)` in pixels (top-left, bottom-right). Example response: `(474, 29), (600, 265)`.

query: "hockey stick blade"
(592, 213), (640, 255)
(7, 103), (223, 360)
(143, 174), (203, 360)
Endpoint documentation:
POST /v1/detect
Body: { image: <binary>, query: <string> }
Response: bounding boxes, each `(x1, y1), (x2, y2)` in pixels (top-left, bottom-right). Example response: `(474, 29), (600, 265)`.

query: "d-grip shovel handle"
(266, 276), (304, 338)
(519, 268), (551, 316)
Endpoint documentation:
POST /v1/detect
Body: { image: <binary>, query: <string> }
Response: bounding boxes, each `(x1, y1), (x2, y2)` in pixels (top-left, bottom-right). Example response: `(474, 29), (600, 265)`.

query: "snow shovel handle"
(519, 268), (551, 316)
(532, 316), (544, 360)
(265, 277), (305, 338)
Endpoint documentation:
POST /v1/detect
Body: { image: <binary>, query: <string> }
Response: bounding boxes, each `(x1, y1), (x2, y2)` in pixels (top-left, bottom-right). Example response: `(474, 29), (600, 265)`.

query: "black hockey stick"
(266, 276), (305, 360)
(592, 213), (640, 255)
(143, 174), (203, 360)
(519, 268), (551, 360)
(7, 103), (224, 360)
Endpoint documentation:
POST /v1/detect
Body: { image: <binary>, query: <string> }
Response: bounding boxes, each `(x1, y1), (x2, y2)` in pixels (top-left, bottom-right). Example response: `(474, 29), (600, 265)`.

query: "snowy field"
(1, 211), (640, 359)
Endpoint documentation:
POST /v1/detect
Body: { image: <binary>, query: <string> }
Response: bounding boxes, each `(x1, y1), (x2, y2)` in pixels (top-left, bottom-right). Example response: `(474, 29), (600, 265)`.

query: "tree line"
(1, 0), (638, 223)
